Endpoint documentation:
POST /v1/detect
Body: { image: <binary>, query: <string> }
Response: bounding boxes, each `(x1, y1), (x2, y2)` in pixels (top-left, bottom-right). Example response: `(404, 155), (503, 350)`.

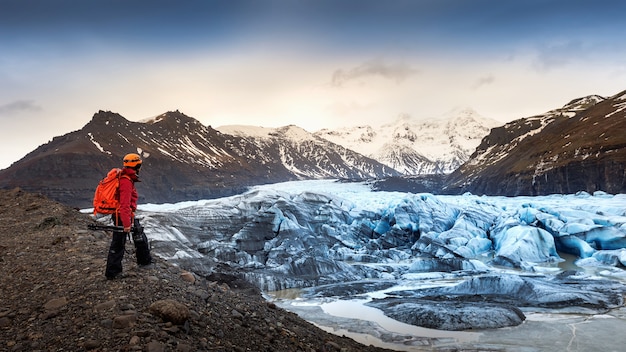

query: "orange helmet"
(123, 153), (142, 168)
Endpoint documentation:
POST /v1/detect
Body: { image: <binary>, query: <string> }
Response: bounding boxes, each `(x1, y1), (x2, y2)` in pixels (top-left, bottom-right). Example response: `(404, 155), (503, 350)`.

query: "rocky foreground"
(0, 188), (391, 352)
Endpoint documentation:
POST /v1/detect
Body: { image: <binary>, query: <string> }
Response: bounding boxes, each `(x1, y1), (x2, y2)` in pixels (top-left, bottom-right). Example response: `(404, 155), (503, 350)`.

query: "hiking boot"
(138, 263), (155, 270)
(106, 272), (128, 280)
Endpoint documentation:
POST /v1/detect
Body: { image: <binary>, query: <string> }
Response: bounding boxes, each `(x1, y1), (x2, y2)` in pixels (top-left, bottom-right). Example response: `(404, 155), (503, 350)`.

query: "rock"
(112, 314), (137, 329)
(231, 309), (244, 320)
(43, 297), (68, 311)
(135, 330), (151, 337)
(39, 310), (60, 320)
(146, 341), (165, 352)
(94, 300), (116, 311)
(83, 340), (100, 350)
(162, 325), (179, 334)
(368, 298), (525, 330)
(149, 299), (190, 325)
(325, 340), (341, 351)
(176, 343), (192, 352)
(129, 335), (140, 345)
(191, 288), (209, 300)
(100, 318), (113, 328)
(180, 271), (195, 283)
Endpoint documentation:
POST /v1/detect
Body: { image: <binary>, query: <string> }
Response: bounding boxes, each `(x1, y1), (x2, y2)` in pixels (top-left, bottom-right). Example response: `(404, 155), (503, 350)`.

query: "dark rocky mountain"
(3, 88), (625, 206)
(0, 110), (398, 208)
(443, 91), (626, 195)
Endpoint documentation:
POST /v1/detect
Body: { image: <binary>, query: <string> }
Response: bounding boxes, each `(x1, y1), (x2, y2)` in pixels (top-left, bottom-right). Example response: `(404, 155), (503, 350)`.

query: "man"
(105, 153), (153, 280)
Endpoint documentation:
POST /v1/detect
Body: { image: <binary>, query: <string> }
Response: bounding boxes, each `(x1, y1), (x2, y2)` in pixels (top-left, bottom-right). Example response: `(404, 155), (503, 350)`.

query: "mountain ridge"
(0, 110), (397, 208)
(1, 89), (625, 208)
(444, 92), (626, 195)
(216, 124), (400, 179)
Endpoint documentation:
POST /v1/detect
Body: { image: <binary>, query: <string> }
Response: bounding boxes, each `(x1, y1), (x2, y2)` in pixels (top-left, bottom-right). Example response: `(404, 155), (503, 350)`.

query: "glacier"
(137, 181), (626, 285)
(116, 180), (626, 351)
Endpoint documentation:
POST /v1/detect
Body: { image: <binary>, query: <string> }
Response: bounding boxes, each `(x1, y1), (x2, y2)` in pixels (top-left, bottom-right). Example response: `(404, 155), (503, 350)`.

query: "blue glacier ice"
(133, 180), (626, 290)
(491, 225), (560, 266)
(95, 180), (626, 349)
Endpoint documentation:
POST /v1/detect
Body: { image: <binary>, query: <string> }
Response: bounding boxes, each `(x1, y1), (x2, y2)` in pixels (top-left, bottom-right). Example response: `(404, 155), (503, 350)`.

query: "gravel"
(0, 188), (391, 352)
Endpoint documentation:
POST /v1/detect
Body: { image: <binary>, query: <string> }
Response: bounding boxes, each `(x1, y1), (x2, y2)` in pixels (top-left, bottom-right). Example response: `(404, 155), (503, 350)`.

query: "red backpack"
(93, 168), (131, 215)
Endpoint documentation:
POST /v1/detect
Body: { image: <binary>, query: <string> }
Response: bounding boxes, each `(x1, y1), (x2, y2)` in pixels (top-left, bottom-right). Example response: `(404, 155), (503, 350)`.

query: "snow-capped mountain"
(216, 124), (399, 179)
(314, 108), (500, 174)
(445, 93), (626, 195)
(1, 89), (624, 207)
(0, 110), (397, 208)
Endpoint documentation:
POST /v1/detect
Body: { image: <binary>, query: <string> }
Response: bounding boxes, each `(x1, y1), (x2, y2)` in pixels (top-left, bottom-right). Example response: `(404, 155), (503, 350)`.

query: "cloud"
(0, 100), (42, 115)
(532, 41), (584, 72)
(331, 59), (418, 87)
(471, 74), (495, 90)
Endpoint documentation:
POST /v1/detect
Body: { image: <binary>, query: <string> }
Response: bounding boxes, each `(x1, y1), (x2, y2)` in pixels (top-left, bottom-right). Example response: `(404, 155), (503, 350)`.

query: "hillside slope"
(445, 93), (626, 195)
(0, 188), (389, 352)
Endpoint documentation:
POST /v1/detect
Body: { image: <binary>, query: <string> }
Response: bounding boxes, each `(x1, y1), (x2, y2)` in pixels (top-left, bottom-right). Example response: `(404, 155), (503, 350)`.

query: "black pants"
(105, 217), (153, 278)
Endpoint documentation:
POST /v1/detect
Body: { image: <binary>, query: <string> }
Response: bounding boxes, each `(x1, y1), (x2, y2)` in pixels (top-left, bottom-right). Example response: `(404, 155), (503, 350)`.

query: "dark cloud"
(331, 59), (418, 87)
(0, 100), (42, 115)
(3, 1), (626, 59)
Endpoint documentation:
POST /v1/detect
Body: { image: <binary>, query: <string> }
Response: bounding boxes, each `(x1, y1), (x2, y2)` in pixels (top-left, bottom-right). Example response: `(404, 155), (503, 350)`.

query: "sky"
(2, 0), (626, 170)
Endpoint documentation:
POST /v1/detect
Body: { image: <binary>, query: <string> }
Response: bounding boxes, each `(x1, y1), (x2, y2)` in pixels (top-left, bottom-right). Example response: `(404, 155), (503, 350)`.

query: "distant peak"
(613, 90), (626, 101)
(379, 113), (412, 128)
(217, 125), (274, 138)
(277, 124), (308, 132)
(438, 107), (500, 128)
(536, 95), (606, 119)
(87, 110), (129, 128)
(274, 125), (314, 140)
(397, 113), (412, 121)
(144, 110), (201, 126)
(92, 110), (126, 120)
(562, 95), (605, 111)
(216, 124), (313, 140)
(441, 106), (480, 119)
(389, 113), (411, 124)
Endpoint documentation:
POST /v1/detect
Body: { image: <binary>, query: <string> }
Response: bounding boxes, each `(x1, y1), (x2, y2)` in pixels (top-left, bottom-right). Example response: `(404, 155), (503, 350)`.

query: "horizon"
(2, 0), (626, 169)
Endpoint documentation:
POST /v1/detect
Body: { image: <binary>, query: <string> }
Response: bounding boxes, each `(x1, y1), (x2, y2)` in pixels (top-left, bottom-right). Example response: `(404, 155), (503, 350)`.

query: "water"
(271, 293), (626, 351)
(268, 274), (626, 351)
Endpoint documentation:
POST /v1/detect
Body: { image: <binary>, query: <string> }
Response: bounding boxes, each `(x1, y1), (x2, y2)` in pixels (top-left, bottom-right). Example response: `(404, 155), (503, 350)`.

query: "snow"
(606, 100), (626, 118)
(217, 124), (315, 142)
(87, 132), (111, 154)
(313, 110), (499, 174)
(216, 125), (274, 138)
